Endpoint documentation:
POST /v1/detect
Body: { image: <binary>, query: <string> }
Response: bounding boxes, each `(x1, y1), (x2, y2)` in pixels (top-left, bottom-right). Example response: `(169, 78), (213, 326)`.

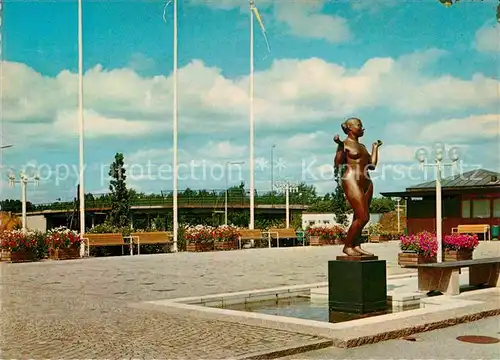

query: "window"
(472, 199), (491, 218)
(309, 221), (315, 226)
(494, 198), (500, 218)
(461, 200), (471, 218)
(323, 220), (330, 224)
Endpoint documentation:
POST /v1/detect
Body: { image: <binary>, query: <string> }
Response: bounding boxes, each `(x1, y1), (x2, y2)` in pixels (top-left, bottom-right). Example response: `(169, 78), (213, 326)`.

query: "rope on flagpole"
(250, 0), (271, 59)
(163, 0), (172, 23)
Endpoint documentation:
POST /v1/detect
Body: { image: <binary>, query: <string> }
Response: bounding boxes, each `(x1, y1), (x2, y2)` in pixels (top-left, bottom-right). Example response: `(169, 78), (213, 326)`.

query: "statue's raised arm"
(333, 134), (345, 170)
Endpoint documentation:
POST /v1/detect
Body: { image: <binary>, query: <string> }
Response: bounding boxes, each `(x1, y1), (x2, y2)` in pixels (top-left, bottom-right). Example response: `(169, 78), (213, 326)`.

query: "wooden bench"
(415, 257), (500, 296)
(268, 228), (298, 248)
(452, 224), (491, 241)
(130, 231), (172, 255)
(238, 229), (263, 249)
(82, 233), (127, 256)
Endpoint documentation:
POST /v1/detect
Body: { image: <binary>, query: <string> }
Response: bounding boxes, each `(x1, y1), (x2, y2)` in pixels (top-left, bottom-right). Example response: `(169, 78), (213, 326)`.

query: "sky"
(1, 0), (499, 204)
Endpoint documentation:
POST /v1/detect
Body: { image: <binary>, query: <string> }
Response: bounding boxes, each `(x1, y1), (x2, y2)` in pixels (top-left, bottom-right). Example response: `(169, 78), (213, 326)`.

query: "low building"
(381, 168), (500, 237)
(301, 212), (382, 229)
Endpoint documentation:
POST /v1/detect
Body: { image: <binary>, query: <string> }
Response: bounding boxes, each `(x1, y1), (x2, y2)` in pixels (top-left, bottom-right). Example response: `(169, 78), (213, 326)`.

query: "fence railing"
(31, 195), (308, 212)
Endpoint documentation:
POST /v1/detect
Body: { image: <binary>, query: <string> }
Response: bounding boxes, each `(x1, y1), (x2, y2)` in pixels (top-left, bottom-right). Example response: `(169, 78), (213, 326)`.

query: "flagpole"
(77, 0), (86, 256)
(172, 0), (179, 252)
(249, 0), (255, 230)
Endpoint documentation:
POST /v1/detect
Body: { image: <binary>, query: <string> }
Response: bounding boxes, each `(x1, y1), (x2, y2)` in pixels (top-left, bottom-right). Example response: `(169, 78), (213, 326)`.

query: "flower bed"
(398, 231), (437, 267)
(306, 225), (345, 245)
(0, 230), (44, 262)
(47, 227), (82, 260)
(398, 231), (479, 266)
(213, 225), (240, 251)
(185, 225), (241, 252)
(0, 227), (82, 262)
(443, 233), (478, 261)
(185, 225), (215, 252)
(367, 223), (390, 242)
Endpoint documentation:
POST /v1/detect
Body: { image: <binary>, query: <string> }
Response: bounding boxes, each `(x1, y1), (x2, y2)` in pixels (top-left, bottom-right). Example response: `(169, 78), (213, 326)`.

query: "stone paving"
(1, 241), (499, 359)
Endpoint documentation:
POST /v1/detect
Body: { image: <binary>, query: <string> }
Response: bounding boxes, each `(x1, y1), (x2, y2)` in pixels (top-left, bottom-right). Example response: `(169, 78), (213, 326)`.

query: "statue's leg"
(342, 178), (368, 256)
(354, 182), (374, 256)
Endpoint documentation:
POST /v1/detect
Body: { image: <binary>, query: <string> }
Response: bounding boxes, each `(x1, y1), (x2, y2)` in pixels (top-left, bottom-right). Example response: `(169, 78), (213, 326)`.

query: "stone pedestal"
(328, 258), (387, 313)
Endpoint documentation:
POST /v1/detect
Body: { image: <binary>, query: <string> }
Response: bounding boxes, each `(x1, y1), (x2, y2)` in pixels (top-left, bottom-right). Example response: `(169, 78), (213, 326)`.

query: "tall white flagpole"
(249, 0), (255, 230)
(78, 0), (86, 256)
(172, 0), (179, 251)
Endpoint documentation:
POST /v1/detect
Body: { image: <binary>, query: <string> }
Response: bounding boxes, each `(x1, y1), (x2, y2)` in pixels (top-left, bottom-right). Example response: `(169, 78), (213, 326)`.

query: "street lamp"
(0, 144), (13, 149)
(275, 179), (299, 228)
(416, 143), (460, 263)
(8, 170), (39, 233)
(270, 144), (276, 193)
(225, 161), (245, 225)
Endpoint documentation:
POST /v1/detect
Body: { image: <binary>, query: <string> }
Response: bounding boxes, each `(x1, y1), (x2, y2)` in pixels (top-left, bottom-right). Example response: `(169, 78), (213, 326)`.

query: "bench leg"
(418, 268), (460, 295)
(470, 264), (500, 287)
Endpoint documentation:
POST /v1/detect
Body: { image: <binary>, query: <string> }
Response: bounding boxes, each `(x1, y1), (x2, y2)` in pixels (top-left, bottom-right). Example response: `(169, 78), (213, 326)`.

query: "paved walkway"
(1, 242), (499, 358)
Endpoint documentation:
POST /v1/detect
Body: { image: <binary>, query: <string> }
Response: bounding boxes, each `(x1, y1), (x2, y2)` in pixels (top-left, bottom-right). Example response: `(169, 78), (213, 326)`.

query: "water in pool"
(217, 296), (420, 323)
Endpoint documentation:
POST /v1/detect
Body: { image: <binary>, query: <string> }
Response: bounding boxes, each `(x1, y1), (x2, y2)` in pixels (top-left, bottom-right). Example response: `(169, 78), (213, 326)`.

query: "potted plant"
(0, 230), (39, 262)
(398, 231), (437, 267)
(368, 224), (389, 243)
(306, 225), (345, 246)
(214, 225), (240, 251)
(442, 233), (479, 261)
(47, 227), (82, 260)
(185, 225), (215, 252)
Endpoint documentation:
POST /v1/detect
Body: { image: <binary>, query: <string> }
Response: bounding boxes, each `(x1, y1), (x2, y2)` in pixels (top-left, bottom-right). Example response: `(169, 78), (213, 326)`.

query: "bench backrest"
(131, 232), (171, 244)
(269, 228), (297, 238)
(457, 224), (490, 232)
(239, 229), (262, 239)
(85, 233), (124, 246)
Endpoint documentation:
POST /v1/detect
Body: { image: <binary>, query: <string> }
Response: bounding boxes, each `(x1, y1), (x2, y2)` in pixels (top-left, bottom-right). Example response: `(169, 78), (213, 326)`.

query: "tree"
(107, 153), (130, 227)
(332, 167), (349, 227)
(0, 199), (33, 213)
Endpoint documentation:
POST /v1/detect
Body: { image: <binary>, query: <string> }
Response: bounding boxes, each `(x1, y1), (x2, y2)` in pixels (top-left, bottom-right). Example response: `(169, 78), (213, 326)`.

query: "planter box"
(49, 245), (80, 260)
(398, 252), (436, 267)
(369, 235), (389, 243)
(214, 240), (237, 251)
(443, 249), (473, 262)
(1, 249), (34, 263)
(186, 242), (214, 252)
(309, 236), (324, 246)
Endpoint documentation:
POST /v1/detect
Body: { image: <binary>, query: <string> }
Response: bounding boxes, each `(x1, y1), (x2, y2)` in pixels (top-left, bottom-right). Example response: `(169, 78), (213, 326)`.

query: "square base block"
(328, 259), (387, 314)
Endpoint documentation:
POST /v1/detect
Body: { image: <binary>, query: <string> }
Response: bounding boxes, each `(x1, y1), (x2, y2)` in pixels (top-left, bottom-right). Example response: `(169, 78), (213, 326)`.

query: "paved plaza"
(1, 241), (499, 359)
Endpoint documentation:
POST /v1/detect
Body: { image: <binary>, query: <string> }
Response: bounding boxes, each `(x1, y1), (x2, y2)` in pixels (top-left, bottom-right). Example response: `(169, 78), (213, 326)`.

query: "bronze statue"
(334, 118), (382, 257)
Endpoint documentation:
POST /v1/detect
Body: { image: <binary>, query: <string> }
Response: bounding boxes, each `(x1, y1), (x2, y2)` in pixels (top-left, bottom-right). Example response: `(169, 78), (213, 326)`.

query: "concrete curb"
(232, 339), (334, 360)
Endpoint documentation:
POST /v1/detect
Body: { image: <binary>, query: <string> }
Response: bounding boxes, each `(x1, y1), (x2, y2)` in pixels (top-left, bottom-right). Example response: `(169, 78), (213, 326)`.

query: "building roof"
(408, 169), (500, 190)
(381, 168), (500, 198)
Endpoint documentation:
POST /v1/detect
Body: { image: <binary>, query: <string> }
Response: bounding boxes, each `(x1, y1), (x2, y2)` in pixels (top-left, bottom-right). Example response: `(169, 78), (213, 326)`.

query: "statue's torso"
(342, 139), (372, 186)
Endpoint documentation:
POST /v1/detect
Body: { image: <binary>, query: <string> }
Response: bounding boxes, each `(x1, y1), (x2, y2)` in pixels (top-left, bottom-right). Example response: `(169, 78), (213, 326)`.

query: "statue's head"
(341, 117), (364, 137)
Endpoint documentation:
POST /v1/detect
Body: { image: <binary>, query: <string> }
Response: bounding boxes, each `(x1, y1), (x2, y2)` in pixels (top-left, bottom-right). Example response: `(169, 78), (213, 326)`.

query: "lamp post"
(8, 171), (39, 233)
(395, 198), (405, 234)
(270, 144), (276, 193)
(275, 180), (299, 228)
(416, 143), (460, 263)
(0, 145), (12, 149)
(225, 161), (244, 225)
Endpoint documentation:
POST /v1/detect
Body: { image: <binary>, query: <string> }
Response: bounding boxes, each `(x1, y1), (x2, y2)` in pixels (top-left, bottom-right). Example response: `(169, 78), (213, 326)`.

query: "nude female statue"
(333, 118), (382, 257)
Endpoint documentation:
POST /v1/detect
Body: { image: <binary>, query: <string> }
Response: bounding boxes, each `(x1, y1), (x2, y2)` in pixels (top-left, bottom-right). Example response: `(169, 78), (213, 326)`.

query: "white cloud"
(188, 0), (351, 43)
(274, 1), (352, 43)
(4, 49), (499, 145)
(419, 114), (500, 143)
(475, 24), (499, 53)
(128, 53), (156, 71)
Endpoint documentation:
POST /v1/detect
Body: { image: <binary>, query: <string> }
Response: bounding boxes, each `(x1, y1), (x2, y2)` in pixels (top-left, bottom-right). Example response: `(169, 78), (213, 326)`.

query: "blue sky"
(1, 0), (499, 203)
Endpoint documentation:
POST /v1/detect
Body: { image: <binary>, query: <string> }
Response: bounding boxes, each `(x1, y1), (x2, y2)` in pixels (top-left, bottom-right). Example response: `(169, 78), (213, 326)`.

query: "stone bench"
(415, 257), (500, 296)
